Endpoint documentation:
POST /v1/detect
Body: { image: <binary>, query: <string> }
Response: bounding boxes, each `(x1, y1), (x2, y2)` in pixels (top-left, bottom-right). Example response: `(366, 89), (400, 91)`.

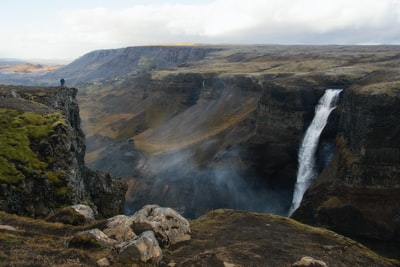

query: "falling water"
(288, 89), (343, 216)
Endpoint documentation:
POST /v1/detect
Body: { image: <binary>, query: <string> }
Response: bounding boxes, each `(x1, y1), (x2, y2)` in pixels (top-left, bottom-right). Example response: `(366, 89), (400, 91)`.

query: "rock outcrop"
(66, 205), (190, 265)
(115, 230), (163, 265)
(130, 204), (191, 247)
(0, 85), (126, 218)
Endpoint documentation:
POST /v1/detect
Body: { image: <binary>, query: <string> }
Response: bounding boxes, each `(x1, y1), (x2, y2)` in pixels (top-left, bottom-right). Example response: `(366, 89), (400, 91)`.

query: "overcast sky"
(1, 0), (399, 61)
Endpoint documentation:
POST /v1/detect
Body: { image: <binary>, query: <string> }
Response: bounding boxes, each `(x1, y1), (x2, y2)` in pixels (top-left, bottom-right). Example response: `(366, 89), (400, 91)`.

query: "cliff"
(293, 75), (400, 256)
(0, 85), (126, 218)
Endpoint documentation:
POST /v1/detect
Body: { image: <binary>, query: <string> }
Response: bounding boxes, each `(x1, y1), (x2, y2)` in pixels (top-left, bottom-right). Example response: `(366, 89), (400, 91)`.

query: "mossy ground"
(0, 211), (106, 266)
(0, 108), (65, 184)
(165, 209), (400, 267)
(0, 209), (398, 266)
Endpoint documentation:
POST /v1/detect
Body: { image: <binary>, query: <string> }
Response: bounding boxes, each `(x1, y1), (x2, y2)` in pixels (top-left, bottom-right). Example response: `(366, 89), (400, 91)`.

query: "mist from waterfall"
(288, 89), (343, 216)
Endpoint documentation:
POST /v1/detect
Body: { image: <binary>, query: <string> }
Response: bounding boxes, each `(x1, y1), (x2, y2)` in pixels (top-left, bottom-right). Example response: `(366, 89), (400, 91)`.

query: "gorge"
(1, 45), (400, 262)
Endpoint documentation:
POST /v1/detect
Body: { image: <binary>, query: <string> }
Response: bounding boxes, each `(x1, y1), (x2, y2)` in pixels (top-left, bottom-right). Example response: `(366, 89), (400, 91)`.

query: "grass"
(165, 209), (400, 267)
(357, 81), (400, 96)
(0, 108), (66, 184)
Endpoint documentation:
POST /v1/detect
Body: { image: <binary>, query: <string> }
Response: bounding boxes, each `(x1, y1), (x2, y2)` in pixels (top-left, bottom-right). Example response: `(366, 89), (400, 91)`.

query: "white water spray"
(288, 89), (342, 216)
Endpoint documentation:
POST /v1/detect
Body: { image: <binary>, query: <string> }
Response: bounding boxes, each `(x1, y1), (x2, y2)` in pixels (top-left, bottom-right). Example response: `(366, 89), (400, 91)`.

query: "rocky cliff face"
(125, 73), (348, 218)
(0, 85), (126, 218)
(245, 79), (328, 190)
(293, 79), (400, 256)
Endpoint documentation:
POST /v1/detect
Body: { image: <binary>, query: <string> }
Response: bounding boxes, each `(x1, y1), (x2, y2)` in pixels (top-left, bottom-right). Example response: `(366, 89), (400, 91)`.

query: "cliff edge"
(0, 85), (126, 218)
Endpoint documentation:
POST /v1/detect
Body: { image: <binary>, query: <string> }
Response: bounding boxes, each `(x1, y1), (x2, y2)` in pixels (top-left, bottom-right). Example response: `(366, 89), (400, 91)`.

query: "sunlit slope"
(134, 87), (259, 155)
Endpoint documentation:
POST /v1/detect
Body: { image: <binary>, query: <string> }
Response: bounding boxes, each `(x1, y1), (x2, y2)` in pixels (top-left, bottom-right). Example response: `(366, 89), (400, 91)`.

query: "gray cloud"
(2, 0), (400, 59)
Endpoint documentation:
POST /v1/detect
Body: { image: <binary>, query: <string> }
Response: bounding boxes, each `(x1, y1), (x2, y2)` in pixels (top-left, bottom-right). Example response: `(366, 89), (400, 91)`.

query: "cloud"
(62, 0), (400, 43)
(2, 0), (400, 59)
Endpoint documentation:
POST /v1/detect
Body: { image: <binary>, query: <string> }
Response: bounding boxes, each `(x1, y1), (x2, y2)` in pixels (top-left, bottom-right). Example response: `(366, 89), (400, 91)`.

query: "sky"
(1, 0), (400, 61)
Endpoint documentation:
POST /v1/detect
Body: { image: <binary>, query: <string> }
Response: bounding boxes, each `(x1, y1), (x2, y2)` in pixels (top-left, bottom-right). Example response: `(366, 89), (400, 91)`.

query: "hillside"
(0, 209), (398, 266)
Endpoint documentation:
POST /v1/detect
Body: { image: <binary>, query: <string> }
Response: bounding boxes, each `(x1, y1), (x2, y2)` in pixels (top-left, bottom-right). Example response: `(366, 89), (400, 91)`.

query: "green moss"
(56, 187), (68, 196)
(45, 171), (63, 184)
(0, 108), (66, 184)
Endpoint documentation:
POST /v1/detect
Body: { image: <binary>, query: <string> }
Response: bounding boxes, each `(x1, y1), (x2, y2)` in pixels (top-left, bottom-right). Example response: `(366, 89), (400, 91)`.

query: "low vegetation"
(0, 108), (65, 184)
(0, 209), (398, 266)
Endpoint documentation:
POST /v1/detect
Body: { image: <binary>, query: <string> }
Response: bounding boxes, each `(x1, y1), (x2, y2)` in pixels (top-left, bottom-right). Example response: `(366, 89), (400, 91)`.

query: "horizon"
(1, 0), (400, 61)
(1, 43), (400, 65)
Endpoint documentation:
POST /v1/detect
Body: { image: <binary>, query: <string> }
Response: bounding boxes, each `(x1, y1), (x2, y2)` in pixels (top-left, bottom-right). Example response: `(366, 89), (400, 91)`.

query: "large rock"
(45, 207), (87, 226)
(131, 205), (191, 247)
(115, 230), (163, 265)
(70, 204), (95, 220)
(67, 228), (117, 249)
(103, 215), (136, 242)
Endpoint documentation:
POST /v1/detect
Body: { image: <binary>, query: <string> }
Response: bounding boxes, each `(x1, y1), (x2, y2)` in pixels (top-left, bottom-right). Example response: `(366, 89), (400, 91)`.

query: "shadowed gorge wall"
(293, 78), (400, 259)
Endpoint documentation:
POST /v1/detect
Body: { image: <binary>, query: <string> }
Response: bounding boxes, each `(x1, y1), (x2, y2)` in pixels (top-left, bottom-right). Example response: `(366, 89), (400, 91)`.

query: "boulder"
(67, 228), (116, 249)
(292, 256), (328, 267)
(115, 230), (162, 264)
(71, 204), (95, 220)
(45, 207), (87, 226)
(96, 257), (110, 267)
(103, 215), (136, 242)
(131, 205), (191, 247)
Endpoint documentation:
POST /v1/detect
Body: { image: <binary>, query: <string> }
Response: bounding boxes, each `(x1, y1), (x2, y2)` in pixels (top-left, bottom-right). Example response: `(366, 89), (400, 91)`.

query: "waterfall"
(288, 89), (342, 216)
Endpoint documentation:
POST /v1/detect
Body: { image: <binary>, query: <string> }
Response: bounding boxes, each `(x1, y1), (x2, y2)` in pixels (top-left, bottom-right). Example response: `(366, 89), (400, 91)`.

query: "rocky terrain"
(1, 45), (400, 262)
(0, 85), (125, 218)
(1, 206), (398, 266)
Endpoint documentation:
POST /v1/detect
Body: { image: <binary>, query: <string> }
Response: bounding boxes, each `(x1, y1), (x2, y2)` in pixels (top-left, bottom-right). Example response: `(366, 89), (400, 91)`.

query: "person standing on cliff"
(60, 78), (65, 87)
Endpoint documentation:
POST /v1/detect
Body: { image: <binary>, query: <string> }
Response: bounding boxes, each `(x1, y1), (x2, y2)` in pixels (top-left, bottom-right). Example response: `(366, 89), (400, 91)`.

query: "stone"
(96, 257), (110, 266)
(115, 230), (162, 264)
(71, 204), (95, 220)
(292, 256), (328, 267)
(0, 225), (18, 231)
(103, 215), (136, 242)
(45, 207), (87, 226)
(131, 204), (191, 247)
(67, 228), (116, 249)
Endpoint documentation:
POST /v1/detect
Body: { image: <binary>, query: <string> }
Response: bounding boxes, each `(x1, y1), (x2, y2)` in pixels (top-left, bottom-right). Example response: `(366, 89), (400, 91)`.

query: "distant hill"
(0, 59), (26, 66)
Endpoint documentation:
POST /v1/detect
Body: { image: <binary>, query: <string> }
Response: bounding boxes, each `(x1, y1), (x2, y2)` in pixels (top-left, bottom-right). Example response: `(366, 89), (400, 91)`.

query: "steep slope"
(0, 85), (125, 218)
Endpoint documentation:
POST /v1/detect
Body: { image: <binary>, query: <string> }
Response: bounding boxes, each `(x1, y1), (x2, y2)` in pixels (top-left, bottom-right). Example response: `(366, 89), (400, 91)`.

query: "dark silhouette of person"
(60, 78), (65, 87)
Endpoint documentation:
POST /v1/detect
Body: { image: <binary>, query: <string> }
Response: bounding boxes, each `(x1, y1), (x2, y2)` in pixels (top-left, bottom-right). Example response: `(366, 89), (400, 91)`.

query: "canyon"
(1, 45), (399, 263)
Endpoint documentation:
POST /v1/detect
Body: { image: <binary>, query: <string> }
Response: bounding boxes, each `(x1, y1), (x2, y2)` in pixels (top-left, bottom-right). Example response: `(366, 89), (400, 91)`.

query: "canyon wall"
(293, 78), (400, 248)
(0, 86), (126, 218)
